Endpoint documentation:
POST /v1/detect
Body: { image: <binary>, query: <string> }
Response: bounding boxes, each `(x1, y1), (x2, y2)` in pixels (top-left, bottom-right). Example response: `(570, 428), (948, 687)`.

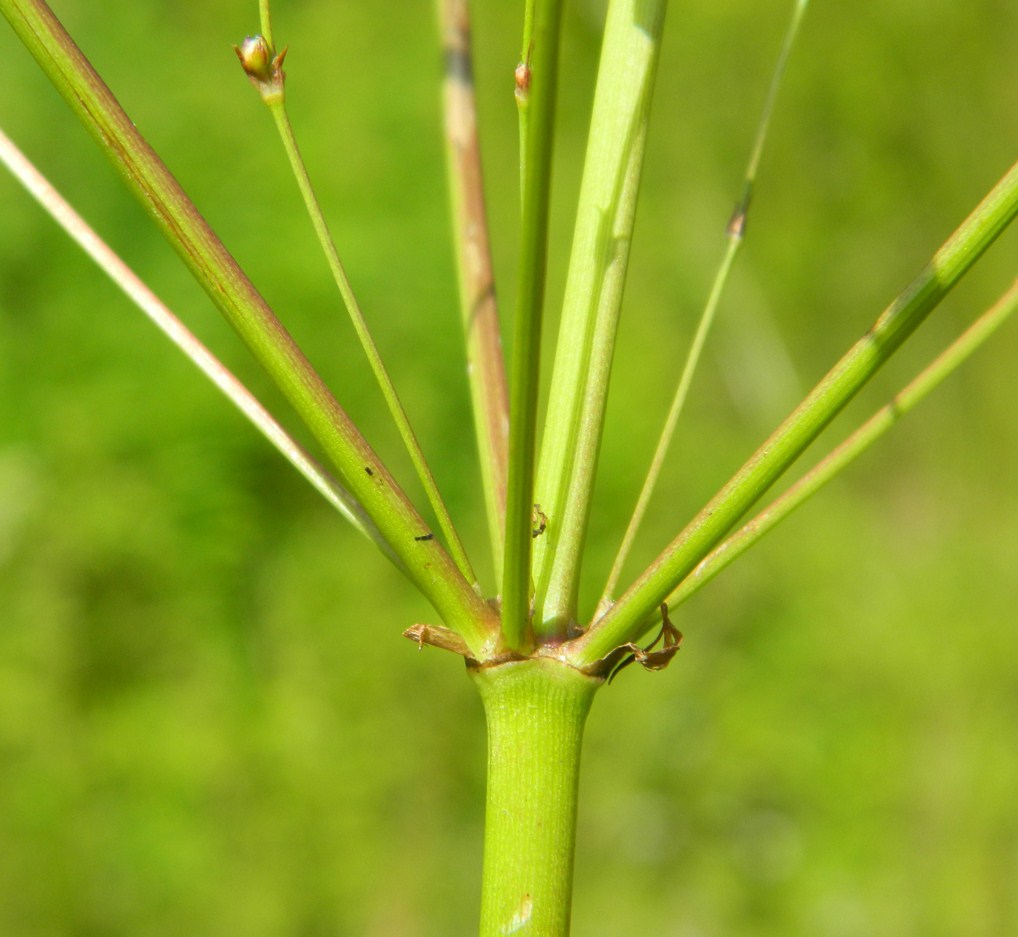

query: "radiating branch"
(598, 0), (810, 613)
(438, 0), (510, 581)
(0, 125), (401, 567)
(237, 24), (479, 587)
(666, 275), (1018, 609)
(500, 0), (566, 652)
(530, 0), (669, 641)
(567, 153), (1018, 670)
(1, 0), (500, 655)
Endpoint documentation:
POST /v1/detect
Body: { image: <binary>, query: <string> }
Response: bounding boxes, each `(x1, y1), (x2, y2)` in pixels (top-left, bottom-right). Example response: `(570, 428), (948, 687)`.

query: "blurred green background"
(2, 1), (1017, 934)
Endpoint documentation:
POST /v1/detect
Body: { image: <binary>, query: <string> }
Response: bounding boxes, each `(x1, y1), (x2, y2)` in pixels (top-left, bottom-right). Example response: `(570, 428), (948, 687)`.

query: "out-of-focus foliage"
(1, 1), (1017, 934)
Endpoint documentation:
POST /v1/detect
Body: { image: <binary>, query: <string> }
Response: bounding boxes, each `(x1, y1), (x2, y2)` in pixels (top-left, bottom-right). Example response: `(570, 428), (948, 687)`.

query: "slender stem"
(471, 659), (601, 937)
(0, 125), (401, 565)
(531, 0), (668, 641)
(566, 154), (1018, 669)
(1, 0), (500, 655)
(666, 275), (1018, 609)
(258, 0), (273, 49)
(253, 57), (478, 586)
(598, 0), (808, 612)
(744, 0), (810, 188)
(598, 236), (739, 610)
(515, 1), (537, 198)
(438, 0), (510, 581)
(501, 0), (565, 651)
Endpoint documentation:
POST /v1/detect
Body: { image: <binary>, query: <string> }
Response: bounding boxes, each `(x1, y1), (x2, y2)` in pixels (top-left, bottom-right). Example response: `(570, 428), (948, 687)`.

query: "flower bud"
(235, 35), (287, 103)
(235, 35), (274, 83)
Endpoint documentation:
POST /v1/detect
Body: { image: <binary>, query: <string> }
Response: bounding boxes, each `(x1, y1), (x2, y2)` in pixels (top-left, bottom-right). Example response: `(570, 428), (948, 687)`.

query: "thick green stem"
(471, 659), (601, 937)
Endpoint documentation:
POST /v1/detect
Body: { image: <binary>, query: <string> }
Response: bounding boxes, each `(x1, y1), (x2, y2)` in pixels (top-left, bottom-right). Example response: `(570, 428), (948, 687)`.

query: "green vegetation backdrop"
(1, 1), (1017, 934)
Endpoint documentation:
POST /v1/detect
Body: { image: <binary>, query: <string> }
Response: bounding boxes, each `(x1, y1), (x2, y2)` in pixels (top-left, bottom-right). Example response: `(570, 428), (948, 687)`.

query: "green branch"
(598, 0), (808, 612)
(666, 275), (1018, 609)
(531, 0), (669, 641)
(0, 124), (400, 565)
(566, 153), (1018, 670)
(237, 28), (479, 588)
(501, 0), (566, 651)
(1, 0), (499, 655)
(598, 233), (740, 614)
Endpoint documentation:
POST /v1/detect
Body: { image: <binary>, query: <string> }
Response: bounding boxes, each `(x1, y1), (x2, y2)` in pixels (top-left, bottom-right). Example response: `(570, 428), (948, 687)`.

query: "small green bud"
(235, 35), (273, 82)
(234, 35), (287, 102)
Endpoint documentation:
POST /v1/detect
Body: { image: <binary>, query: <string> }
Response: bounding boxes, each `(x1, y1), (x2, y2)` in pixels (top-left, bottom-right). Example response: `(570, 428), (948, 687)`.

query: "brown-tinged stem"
(439, 0), (510, 582)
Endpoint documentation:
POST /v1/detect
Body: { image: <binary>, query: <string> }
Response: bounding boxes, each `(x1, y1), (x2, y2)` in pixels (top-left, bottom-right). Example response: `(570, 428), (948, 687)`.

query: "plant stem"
(1, 0), (500, 654)
(471, 659), (601, 937)
(0, 124), (399, 565)
(531, 0), (668, 641)
(666, 275), (1018, 609)
(253, 58), (478, 587)
(598, 0), (808, 612)
(567, 153), (1018, 669)
(501, 0), (565, 652)
(258, 0), (274, 48)
(598, 235), (739, 611)
(439, 0), (510, 581)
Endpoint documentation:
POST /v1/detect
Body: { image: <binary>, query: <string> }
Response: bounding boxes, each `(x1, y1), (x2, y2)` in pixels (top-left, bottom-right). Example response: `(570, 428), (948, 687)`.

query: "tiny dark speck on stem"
(415, 533), (435, 542)
(364, 466), (374, 476)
